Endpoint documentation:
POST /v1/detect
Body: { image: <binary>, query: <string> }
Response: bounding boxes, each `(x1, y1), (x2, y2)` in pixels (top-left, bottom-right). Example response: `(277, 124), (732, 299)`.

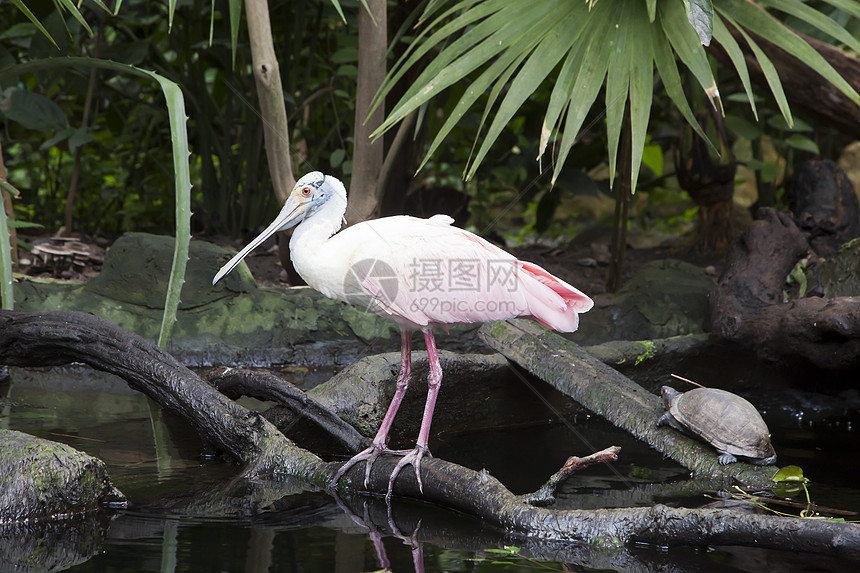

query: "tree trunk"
(346, 0), (387, 223)
(710, 208), (860, 369)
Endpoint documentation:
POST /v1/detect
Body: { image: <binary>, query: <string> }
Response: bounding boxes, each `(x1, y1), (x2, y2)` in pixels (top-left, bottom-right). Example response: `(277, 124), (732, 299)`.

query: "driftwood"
(709, 208), (860, 369)
(2, 310), (859, 556)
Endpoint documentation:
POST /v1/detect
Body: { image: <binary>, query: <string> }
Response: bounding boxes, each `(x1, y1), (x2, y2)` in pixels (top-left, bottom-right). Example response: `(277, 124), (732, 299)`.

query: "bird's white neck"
(289, 190), (347, 292)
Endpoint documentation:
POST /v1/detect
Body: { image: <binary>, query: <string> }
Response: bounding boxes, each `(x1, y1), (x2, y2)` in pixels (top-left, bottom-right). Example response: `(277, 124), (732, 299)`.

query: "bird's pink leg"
(331, 329), (412, 488)
(387, 328), (442, 500)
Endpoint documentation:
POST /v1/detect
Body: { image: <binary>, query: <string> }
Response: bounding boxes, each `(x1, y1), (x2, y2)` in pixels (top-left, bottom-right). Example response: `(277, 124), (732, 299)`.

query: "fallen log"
(478, 318), (778, 487)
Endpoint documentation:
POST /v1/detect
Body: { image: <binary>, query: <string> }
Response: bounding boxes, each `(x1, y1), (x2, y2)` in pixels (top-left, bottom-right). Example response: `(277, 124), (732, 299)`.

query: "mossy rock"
(0, 429), (125, 523)
(573, 259), (716, 344)
(84, 232), (256, 309)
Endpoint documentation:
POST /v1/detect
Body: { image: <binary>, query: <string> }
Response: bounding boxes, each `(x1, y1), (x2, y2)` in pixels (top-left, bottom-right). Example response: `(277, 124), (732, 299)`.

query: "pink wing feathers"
(354, 216), (593, 332)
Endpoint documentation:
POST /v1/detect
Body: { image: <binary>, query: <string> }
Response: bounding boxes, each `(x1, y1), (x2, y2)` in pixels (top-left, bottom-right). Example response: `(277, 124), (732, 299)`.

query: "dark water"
(1, 364), (858, 572)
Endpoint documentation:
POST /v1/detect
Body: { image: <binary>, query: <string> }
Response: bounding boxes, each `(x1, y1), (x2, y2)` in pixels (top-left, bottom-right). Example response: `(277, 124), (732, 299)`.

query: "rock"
(84, 232), (257, 308)
(572, 259), (716, 344)
(0, 429), (125, 523)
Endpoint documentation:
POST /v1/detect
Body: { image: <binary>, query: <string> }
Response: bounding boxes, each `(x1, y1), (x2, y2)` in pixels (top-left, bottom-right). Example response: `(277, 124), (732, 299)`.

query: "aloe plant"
(0, 59), (191, 347)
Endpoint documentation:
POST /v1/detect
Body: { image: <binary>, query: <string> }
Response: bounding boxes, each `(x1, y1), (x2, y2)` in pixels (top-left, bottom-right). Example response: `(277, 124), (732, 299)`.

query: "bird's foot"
(386, 445), (431, 502)
(331, 442), (411, 490)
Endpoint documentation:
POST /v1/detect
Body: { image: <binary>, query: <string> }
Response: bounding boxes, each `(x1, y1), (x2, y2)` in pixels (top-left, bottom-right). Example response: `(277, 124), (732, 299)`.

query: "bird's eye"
(301, 187), (311, 196)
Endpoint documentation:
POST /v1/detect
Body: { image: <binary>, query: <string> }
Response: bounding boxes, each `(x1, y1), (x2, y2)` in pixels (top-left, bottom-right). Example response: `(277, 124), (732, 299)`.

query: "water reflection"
(2, 364), (860, 572)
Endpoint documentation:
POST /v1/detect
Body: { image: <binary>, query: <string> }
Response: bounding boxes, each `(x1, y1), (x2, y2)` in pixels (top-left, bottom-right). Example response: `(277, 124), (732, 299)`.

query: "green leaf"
(466, 4), (582, 180)
(2, 88), (70, 132)
(7, 220), (43, 229)
(626, 2), (654, 192)
(688, 0), (714, 45)
(724, 114), (760, 140)
(330, 148), (346, 168)
(651, 20), (711, 147)
(757, 0), (860, 55)
(785, 134), (820, 154)
(229, 0), (242, 68)
(760, 161), (782, 183)
(724, 15), (793, 127)
(662, 0), (721, 114)
(712, 15), (758, 121)
(55, 0), (94, 36)
(39, 127), (76, 150)
(552, 4), (615, 185)
(773, 465), (809, 483)
(0, 188), (12, 309)
(641, 139), (663, 176)
(68, 126), (94, 152)
(605, 2), (632, 189)
(8, 0), (58, 49)
(719, 0), (860, 108)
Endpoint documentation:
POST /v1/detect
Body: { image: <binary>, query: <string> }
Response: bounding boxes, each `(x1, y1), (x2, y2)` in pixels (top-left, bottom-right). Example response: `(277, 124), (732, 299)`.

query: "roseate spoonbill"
(213, 172), (593, 498)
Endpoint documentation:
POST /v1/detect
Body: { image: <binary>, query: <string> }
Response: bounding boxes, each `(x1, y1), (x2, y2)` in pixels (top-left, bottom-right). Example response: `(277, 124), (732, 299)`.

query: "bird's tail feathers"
(517, 261), (594, 332)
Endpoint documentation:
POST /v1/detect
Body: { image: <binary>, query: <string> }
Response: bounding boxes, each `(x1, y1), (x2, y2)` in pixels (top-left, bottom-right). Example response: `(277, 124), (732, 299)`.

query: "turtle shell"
(666, 387), (775, 462)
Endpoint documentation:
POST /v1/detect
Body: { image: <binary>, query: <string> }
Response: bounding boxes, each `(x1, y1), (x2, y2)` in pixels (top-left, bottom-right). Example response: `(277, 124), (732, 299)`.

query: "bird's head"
(284, 171), (347, 226)
(212, 172), (347, 285)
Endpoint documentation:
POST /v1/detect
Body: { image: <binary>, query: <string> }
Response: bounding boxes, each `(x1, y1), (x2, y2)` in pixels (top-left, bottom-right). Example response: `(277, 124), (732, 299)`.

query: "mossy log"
(477, 318), (779, 488)
(2, 310), (858, 556)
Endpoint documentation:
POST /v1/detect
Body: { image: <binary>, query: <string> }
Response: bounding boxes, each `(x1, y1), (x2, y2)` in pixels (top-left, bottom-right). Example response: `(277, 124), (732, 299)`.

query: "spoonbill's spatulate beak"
(212, 195), (306, 285)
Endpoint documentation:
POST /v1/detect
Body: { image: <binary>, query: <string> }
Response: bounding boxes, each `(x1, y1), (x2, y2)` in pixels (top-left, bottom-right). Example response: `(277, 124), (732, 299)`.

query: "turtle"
(656, 385), (777, 465)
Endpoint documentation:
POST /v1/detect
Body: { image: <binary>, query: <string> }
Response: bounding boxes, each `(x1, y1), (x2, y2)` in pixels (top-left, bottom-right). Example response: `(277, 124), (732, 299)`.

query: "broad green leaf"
(39, 127), (76, 150)
(712, 15), (758, 120)
(758, 0), (860, 54)
(68, 126), (94, 152)
(773, 465), (809, 483)
(2, 88), (69, 132)
(662, 0), (722, 114)
(785, 134), (820, 154)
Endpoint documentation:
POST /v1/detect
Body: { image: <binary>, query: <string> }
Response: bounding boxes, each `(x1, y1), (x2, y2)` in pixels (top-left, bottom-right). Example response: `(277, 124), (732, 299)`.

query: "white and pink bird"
(213, 172), (593, 498)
